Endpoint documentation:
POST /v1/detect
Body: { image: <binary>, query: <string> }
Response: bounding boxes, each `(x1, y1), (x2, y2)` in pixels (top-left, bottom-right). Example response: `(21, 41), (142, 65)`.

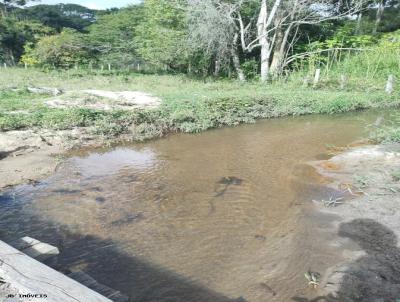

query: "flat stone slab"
(11, 237), (59, 261)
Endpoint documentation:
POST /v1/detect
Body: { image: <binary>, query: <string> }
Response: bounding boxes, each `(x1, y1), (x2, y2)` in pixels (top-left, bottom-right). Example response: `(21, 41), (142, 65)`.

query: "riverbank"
(305, 144), (400, 300)
(1, 68), (400, 189)
(0, 107), (399, 301)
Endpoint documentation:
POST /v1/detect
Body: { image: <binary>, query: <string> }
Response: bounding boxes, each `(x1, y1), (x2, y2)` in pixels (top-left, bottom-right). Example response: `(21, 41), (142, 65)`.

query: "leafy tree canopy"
(15, 4), (96, 32)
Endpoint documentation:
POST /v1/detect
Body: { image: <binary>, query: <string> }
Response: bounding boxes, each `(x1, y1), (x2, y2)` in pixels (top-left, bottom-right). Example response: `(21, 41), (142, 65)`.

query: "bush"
(22, 29), (94, 68)
(241, 59), (259, 80)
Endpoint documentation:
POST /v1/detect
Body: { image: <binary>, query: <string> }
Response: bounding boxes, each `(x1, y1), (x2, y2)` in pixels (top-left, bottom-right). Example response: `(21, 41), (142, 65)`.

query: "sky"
(30, 0), (142, 10)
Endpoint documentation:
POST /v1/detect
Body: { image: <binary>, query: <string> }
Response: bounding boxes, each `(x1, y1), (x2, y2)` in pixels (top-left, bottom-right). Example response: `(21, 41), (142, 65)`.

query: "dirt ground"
(45, 89), (161, 111)
(0, 129), (83, 189)
(307, 144), (400, 301)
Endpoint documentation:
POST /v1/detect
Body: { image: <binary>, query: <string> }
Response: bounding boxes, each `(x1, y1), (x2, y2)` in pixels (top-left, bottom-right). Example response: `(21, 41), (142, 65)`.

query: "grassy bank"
(1, 68), (399, 141)
(371, 116), (400, 143)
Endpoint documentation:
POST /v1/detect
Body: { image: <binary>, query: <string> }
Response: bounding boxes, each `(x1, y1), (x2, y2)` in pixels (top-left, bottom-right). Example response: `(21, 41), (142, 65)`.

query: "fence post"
(313, 68), (321, 87)
(108, 63), (111, 71)
(24, 62), (28, 69)
(386, 74), (394, 94)
(303, 75), (310, 87)
(101, 65), (104, 71)
(3, 63), (7, 69)
(340, 74), (347, 90)
(214, 60), (220, 77)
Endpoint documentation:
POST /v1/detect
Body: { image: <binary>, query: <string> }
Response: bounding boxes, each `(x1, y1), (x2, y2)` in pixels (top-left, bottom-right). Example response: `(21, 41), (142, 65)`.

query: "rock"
(27, 87), (63, 96)
(45, 90), (161, 111)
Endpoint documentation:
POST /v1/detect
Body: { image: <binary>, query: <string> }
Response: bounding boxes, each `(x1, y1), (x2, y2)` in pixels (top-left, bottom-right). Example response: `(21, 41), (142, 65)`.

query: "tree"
(187, 0), (245, 80)
(16, 4), (96, 32)
(235, 0), (365, 81)
(0, 18), (53, 64)
(87, 5), (144, 68)
(136, 0), (189, 71)
(0, 0), (37, 17)
(372, 0), (399, 34)
(23, 28), (92, 68)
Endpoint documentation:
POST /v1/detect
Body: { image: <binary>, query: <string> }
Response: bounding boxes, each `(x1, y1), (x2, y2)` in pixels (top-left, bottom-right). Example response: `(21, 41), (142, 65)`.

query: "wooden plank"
(68, 272), (128, 302)
(0, 241), (112, 302)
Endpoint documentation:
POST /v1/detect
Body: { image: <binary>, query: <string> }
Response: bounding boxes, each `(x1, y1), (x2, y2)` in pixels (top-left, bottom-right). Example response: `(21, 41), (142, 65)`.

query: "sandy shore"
(308, 144), (400, 301)
(0, 127), (107, 190)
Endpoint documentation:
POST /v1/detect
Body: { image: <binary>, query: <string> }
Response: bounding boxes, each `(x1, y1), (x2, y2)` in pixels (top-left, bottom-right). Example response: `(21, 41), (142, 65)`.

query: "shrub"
(23, 29), (94, 68)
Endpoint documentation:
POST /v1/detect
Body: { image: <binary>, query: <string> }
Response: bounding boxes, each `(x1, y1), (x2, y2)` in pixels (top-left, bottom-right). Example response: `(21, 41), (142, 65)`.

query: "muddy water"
(0, 111), (389, 301)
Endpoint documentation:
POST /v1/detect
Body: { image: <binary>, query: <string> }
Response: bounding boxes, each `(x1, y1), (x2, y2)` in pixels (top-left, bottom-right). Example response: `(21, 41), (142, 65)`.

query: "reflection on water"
(72, 148), (157, 178)
(0, 110), (390, 301)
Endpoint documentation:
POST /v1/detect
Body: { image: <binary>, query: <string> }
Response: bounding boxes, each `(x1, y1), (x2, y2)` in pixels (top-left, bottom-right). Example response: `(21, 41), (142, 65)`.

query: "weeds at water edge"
(313, 196), (344, 207)
(304, 271), (320, 289)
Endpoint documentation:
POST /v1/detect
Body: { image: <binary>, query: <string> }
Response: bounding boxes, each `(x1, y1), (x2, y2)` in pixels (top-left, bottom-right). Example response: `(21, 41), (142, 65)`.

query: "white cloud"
(82, 2), (103, 10)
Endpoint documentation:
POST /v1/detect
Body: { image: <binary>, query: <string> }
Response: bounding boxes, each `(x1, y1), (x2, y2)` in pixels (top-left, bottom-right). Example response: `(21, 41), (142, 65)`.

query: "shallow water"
(0, 110), (390, 301)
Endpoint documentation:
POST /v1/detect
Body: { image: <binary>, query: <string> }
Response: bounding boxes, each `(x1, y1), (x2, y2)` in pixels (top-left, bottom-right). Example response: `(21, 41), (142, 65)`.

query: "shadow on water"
(56, 232), (246, 302)
(0, 201), (245, 302)
(292, 219), (400, 302)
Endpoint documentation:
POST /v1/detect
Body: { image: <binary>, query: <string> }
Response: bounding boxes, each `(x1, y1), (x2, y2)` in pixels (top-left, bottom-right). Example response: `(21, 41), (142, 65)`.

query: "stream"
(0, 110), (390, 301)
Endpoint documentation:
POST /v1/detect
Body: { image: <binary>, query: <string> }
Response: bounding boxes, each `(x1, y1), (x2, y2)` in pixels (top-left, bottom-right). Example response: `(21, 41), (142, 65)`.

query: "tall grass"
(293, 30), (400, 92)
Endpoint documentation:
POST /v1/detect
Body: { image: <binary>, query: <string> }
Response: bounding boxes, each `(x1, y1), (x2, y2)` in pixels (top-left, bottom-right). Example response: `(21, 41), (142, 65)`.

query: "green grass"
(293, 30), (400, 91)
(369, 111), (400, 144)
(0, 67), (399, 140)
(371, 116), (400, 143)
(392, 170), (400, 181)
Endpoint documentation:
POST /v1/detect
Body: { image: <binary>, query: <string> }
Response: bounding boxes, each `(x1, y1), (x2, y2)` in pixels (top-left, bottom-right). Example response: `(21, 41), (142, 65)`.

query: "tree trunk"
(232, 33), (246, 82)
(10, 50), (15, 66)
(270, 27), (284, 75)
(260, 39), (270, 82)
(258, 0), (269, 82)
(373, 0), (385, 34)
(0, 4), (7, 18)
(355, 12), (363, 35)
(237, 0), (281, 82)
(232, 52), (246, 82)
(269, 0), (295, 76)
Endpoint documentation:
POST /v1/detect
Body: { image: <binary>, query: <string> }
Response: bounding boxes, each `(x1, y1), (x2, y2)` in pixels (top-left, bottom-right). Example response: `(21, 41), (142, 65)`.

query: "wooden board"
(0, 240), (112, 302)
